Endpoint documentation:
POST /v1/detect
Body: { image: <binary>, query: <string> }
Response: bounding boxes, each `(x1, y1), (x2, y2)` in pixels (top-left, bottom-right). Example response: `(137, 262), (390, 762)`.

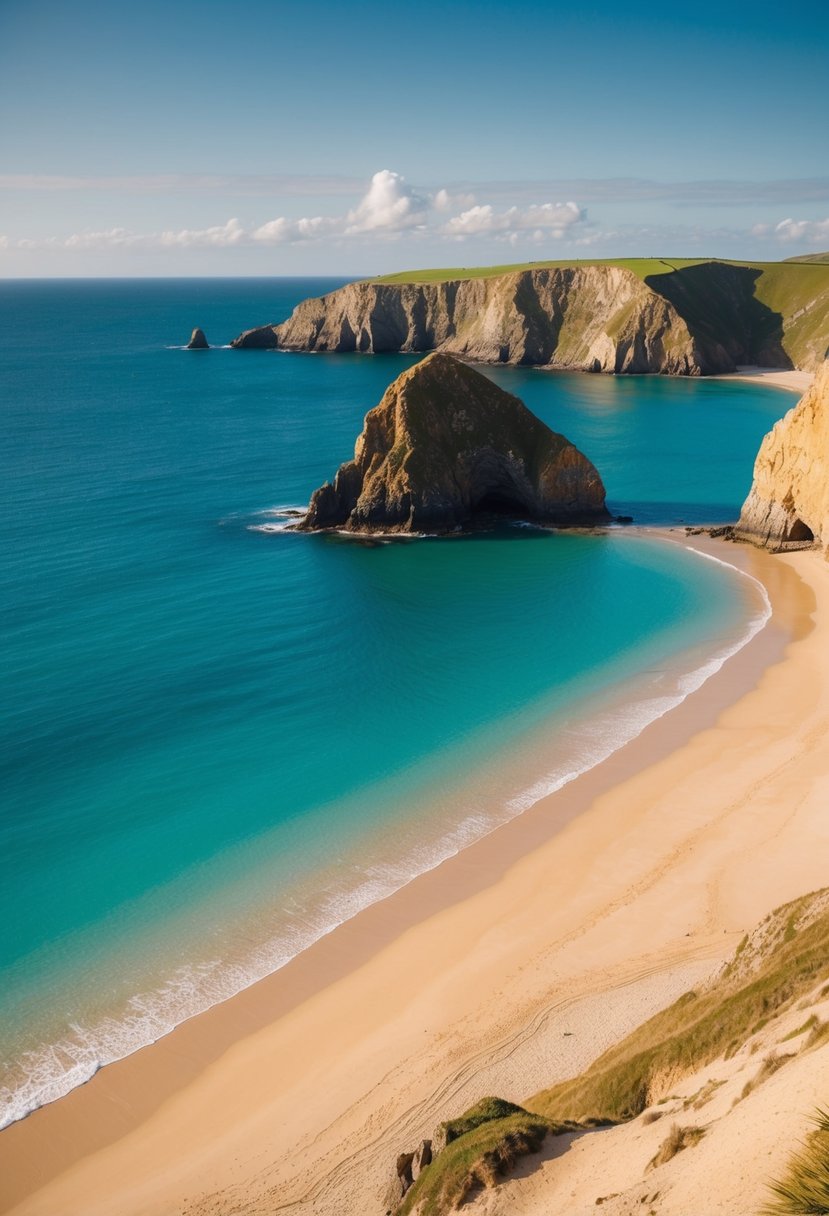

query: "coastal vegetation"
(388, 891), (829, 1214)
(785, 252), (829, 265)
(646, 1122), (705, 1171)
(528, 890), (829, 1124)
(373, 258), (712, 283)
(396, 1100), (571, 1216)
(764, 1108), (829, 1214)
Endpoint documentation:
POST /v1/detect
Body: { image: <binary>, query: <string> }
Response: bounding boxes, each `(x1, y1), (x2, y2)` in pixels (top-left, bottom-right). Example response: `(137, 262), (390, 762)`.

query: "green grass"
(764, 1109), (829, 1214)
(373, 258), (711, 284)
(781, 1015), (819, 1043)
(785, 252), (829, 265)
(370, 257), (829, 370)
(528, 890), (829, 1125)
(432, 1096), (528, 1147)
(397, 1101), (561, 1216)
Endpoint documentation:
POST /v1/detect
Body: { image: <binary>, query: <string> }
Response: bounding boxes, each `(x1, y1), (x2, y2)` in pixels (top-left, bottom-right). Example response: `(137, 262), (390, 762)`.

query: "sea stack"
(186, 327), (209, 350)
(297, 353), (609, 534)
(736, 358), (829, 554)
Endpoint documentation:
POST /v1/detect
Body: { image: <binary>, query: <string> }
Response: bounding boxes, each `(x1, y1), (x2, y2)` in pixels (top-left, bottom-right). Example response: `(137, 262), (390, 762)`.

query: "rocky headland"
(230, 259), (829, 374)
(297, 353), (609, 534)
(736, 357), (829, 554)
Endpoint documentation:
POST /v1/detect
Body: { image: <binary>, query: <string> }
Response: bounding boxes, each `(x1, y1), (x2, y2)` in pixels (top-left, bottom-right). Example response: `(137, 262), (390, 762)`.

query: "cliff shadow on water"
(645, 262), (792, 370)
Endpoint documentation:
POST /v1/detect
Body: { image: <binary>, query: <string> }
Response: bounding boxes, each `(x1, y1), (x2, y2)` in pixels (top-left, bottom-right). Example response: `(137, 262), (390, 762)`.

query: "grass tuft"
(764, 1109), (829, 1214)
(647, 1123), (706, 1171)
(736, 1052), (794, 1104)
(781, 1015), (819, 1043)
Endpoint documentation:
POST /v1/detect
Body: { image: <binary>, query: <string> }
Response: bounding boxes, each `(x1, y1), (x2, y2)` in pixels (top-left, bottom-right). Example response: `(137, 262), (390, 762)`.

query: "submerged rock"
(186, 327), (209, 349)
(297, 352), (609, 534)
(736, 358), (829, 554)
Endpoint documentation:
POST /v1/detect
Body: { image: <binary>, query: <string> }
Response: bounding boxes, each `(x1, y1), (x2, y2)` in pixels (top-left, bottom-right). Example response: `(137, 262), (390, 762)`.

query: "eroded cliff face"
(232, 267), (710, 374)
(297, 352), (609, 534)
(737, 359), (829, 554)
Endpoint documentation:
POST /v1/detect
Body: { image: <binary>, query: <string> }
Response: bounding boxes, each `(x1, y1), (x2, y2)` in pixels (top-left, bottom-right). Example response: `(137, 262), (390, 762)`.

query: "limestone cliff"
(736, 359), (829, 553)
(233, 266), (708, 374)
(231, 259), (829, 373)
(297, 353), (609, 534)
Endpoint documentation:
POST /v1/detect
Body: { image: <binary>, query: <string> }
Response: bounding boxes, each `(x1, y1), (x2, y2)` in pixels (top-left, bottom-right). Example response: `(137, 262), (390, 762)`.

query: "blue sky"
(1, 0), (828, 275)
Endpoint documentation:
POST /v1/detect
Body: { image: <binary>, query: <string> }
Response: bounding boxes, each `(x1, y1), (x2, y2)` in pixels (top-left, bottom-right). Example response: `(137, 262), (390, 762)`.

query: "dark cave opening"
(472, 489), (532, 517)
(787, 517), (815, 543)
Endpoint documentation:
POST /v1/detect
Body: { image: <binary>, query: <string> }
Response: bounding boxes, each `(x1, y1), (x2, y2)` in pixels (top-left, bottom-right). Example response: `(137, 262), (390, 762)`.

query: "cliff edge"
(232, 266), (707, 374)
(230, 259), (829, 374)
(736, 358), (829, 554)
(297, 353), (609, 534)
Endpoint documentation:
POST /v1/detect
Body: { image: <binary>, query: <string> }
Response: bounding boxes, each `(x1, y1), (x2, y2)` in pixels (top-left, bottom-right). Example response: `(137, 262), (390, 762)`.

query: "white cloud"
(0, 169), (591, 256)
(433, 187), (476, 212)
(252, 214), (341, 244)
(64, 227), (144, 249)
(767, 216), (829, 244)
(345, 170), (428, 234)
(158, 218), (246, 247)
(443, 204), (498, 236)
(443, 200), (585, 240)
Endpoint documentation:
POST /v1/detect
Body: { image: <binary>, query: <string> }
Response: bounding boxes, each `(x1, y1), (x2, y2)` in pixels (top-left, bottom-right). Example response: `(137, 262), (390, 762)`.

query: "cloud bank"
(0, 170), (587, 254)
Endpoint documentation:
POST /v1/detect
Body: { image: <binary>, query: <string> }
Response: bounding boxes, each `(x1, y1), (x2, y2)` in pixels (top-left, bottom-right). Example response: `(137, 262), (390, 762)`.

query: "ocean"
(0, 278), (790, 1128)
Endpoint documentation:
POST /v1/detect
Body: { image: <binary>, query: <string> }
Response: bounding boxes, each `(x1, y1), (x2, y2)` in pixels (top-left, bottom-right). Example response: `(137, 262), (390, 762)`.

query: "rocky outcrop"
(736, 359), (829, 554)
(383, 1142), (432, 1213)
(186, 327), (209, 349)
(297, 353), (609, 534)
(232, 266), (708, 373)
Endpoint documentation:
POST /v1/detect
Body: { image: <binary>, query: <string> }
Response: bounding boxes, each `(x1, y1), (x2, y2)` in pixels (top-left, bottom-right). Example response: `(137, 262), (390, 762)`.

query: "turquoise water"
(0, 280), (789, 1126)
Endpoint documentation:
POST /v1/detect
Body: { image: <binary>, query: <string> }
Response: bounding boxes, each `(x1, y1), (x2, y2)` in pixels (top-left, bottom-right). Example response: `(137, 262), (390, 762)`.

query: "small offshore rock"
(186, 327), (209, 350)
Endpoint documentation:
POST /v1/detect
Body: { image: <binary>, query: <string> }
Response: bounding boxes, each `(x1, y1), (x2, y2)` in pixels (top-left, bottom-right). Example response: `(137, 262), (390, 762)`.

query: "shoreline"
(713, 365), (813, 393)
(1, 534), (825, 1216)
(0, 531), (763, 1133)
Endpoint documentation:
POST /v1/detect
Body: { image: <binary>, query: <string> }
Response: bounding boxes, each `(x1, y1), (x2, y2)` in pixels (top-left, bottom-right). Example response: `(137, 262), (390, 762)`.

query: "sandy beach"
(717, 365), (815, 394)
(2, 534), (828, 1216)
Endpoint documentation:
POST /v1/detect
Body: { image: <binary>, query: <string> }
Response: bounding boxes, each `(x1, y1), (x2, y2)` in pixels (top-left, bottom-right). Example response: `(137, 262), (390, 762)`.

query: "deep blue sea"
(0, 278), (791, 1127)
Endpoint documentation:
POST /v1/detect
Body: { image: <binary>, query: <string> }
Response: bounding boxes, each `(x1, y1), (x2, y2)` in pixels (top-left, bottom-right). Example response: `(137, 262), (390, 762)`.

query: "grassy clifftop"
(374, 257), (710, 284)
(373, 258), (829, 371)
